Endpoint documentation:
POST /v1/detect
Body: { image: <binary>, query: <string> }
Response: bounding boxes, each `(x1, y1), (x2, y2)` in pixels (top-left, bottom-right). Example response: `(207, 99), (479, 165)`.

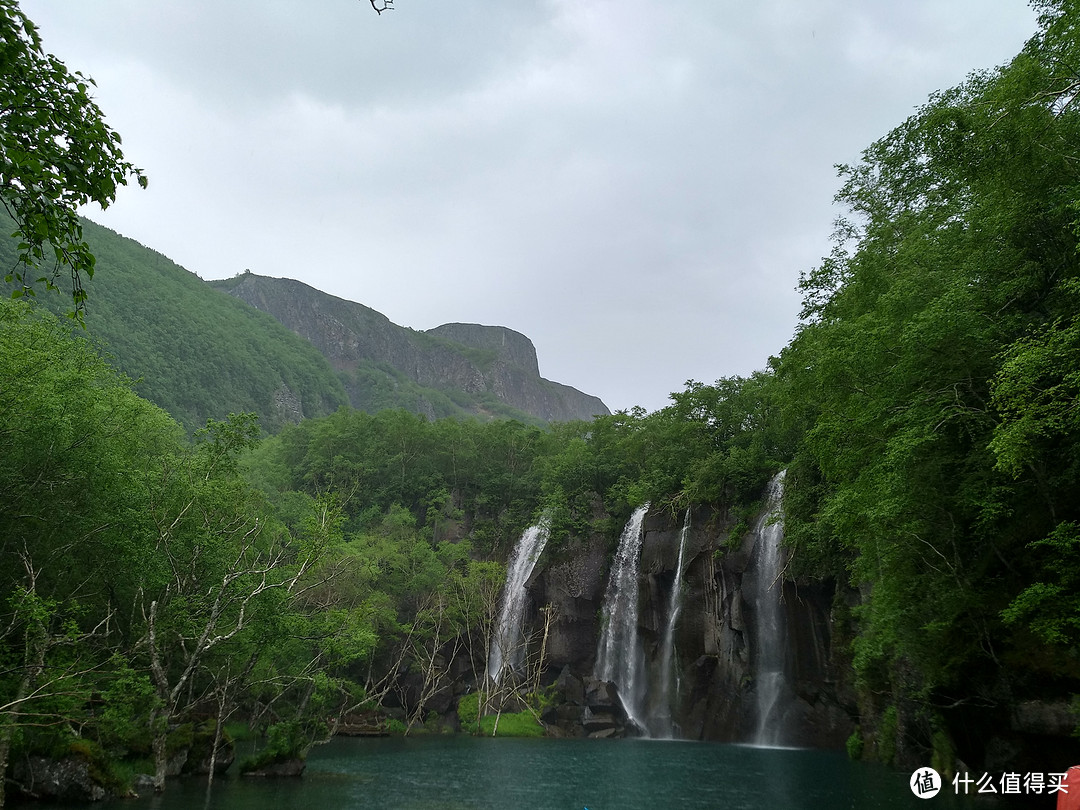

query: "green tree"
(137, 414), (328, 791)
(776, 0), (1080, 758)
(0, 298), (176, 807)
(1, 0), (145, 314)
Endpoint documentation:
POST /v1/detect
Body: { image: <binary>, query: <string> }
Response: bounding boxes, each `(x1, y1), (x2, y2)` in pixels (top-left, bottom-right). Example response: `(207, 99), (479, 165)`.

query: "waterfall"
(487, 517), (551, 684)
(653, 507), (691, 738)
(750, 470), (788, 746)
(595, 504), (650, 733)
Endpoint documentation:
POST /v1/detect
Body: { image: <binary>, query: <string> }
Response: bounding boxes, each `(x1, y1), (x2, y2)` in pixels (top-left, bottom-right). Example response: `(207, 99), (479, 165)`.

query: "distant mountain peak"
(213, 273), (609, 423)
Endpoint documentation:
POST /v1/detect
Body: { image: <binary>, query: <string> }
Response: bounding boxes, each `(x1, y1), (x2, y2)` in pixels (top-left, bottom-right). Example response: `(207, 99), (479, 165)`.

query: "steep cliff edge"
(524, 505), (856, 746)
(212, 273), (609, 423)
(426, 323), (540, 376)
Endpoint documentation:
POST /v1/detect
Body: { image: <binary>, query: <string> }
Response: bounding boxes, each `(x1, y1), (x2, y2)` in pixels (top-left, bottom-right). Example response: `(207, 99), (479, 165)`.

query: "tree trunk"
(0, 714), (13, 810)
(207, 718), (223, 788)
(150, 705), (169, 793)
(0, 615), (51, 809)
(0, 673), (30, 810)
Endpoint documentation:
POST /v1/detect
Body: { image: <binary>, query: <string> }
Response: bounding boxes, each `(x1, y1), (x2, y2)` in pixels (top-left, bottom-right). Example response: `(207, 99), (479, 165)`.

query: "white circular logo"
(910, 767), (941, 798)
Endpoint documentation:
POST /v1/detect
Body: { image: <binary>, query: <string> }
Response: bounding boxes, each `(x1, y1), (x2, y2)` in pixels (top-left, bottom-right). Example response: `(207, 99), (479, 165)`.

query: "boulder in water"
(11, 755), (107, 802)
(241, 757), (306, 777)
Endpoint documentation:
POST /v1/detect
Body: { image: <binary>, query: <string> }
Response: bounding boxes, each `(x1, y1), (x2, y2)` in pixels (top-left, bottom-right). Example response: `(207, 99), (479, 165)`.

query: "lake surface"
(68, 737), (962, 810)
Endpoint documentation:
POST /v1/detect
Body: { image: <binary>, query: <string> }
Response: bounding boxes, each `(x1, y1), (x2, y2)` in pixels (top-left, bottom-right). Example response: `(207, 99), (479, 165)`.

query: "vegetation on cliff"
(0, 213), (606, 432)
(211, 272), (610, 424)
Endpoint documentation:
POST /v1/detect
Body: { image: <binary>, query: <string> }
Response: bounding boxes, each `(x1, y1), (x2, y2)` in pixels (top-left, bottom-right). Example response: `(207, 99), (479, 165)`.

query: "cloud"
(23, 0), (1038, 412)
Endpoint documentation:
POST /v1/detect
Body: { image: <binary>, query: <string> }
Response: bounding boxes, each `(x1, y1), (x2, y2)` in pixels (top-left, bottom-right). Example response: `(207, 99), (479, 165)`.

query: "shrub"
(845, 729), (864, 760)
(877, 706), (898, 765)
(239, 721), (306, 773)
(457, 693), (479, 729)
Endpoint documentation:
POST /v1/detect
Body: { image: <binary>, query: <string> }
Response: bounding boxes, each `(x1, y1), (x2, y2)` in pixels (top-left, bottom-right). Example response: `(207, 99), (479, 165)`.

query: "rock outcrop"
(522, 504), (856, 746)
(426, 323), (540, 377)
(10, 755), (107, 803)
(215, 273), (609, 423)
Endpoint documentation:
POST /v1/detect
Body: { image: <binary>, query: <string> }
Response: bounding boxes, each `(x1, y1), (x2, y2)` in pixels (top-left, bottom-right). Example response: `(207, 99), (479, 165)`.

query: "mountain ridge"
(211, 271), (610, 423)
(1, 213), (609, 429)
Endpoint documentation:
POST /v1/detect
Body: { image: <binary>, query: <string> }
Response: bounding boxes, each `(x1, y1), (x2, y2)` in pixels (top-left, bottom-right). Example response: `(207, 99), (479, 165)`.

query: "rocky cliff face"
(215, 273), (609, 423)
(523, 504), (855, 746)
(450, 499), (1080, 769)
(426, 323), (540, 376)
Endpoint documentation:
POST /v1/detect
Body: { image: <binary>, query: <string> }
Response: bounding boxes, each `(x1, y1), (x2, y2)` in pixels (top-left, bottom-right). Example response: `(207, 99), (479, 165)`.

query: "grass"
(478, 711), (545, 737)
(457, 692), (545, 737)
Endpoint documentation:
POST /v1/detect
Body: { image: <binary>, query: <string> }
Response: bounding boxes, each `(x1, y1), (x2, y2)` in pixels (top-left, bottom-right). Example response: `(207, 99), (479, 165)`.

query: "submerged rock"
(241, 757), (306, 778)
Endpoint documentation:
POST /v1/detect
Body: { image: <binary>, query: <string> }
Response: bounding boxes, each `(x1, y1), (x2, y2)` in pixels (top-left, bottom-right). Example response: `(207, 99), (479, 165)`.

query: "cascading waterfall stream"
(487, 517), (551, 684)
(594, 504), (650, 733)
(750, 470), (788, 746)
(653, 507), (691, 738)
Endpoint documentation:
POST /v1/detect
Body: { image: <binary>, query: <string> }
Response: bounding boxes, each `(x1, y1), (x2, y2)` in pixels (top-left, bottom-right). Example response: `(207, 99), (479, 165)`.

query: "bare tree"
(0, 548), (114, 810)
(139, 431), (333, 794)
(488, 603), (557, 737)
(398, 591), (466, 734)
(141, 515), (321, 791)
(451, 561), (504, 726)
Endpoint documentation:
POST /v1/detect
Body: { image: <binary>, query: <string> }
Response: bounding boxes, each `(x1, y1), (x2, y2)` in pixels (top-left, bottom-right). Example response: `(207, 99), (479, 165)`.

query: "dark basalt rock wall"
(531, 529), (611, 677)
(525, 505), (856, 746)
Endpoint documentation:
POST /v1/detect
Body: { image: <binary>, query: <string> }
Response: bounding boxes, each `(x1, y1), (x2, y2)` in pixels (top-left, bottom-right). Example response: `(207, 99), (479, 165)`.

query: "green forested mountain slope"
(0, 216), (607, 431)
(0, 214), (350, 432)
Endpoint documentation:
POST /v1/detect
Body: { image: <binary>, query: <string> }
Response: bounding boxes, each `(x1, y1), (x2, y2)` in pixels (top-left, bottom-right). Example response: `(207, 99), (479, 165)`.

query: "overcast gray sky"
(23, 0), (1038, 413)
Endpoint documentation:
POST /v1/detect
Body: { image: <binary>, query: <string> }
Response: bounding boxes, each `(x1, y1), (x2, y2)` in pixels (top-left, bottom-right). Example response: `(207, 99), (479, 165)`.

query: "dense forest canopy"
(2, 0), (1080, 801)
(776, 0), (1080, 758)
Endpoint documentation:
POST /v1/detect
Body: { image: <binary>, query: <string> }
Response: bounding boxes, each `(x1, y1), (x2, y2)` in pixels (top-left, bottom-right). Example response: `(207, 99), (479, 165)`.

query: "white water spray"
(595, 504), (650, 732)
(654, 507), (691, 737)
(751, 471), (787, 746)
(488, 518), (551, 684)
